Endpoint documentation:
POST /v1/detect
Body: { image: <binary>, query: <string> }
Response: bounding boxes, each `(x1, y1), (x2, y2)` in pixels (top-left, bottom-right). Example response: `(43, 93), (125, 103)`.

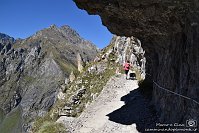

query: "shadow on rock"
(106, 87), (159, 133)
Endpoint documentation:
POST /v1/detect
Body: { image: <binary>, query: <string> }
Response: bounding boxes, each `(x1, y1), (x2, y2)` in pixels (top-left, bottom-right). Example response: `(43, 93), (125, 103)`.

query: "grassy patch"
(23, 75), (35, 83)
(36, 122), (66, 133)
(55, 58), (76, 75)
(0, 106), (22, 133)
(66, 61), (117, 117)
(0, 108), (5, 125)
(33, 96), (69, 132)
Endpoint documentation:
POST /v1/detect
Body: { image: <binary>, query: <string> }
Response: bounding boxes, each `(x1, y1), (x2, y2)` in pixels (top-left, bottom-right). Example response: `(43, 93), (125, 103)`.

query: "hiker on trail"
(123, 60), (131, 79)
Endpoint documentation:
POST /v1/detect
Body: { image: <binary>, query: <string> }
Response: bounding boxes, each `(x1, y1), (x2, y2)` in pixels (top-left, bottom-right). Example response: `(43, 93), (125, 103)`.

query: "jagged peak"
(59, 25), (81, 38)
(34, 24), (80, 39)
(25, 24), (98, 52)
(60, 25), (72, 29)
(49, 24), (58, 29)
(0, 33), (15, 44)
(0, 33), (14, 40)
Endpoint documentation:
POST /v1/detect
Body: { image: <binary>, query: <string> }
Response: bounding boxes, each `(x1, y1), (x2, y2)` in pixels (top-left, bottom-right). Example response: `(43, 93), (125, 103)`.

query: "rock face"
(69, 71), (76, 83)
(0, 25), (98, 132)
(99, 35), (146, 79)
(0, 33), (15, 55)
(108, 36), (145, 79)
(77, 53), (84, 72)
(74, 0), (199, 128)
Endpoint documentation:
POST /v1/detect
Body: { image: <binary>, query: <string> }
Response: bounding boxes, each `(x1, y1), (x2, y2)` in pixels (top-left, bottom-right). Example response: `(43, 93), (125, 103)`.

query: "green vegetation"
(55, 57), (76, 75)
(108, 52), (117, 62)
(101, 38), (115, 55)
(33, 112), (52, 132)
(33, 113), (66, 133)
(32, 108), (67, 133)
(36, 122), (66, 133)
(51, 47), (78, 76)
(23, 75), (35, 83)
(66, 61), (118, 117)
(0, 108), (5, 125)
(0, 106), (22, 133)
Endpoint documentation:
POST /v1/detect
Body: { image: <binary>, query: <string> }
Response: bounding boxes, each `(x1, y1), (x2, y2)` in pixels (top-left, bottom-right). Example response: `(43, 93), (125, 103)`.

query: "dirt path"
(58, 74), (158, 133)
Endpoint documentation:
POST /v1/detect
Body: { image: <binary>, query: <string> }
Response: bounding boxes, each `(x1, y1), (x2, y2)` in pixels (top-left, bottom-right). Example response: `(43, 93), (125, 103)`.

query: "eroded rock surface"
(74, 0), (199, 129)
(108, 36), (146, 79)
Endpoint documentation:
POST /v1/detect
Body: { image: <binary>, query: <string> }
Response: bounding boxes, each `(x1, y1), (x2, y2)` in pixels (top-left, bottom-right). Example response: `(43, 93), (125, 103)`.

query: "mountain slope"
(0, 25), (99, 132)
(32, 35), (146, 132)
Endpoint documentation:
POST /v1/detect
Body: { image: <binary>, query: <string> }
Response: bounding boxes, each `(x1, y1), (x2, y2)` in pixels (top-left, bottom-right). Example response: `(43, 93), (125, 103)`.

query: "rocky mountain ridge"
(0, 25), (99, 132)
(31, 35), (146, 132)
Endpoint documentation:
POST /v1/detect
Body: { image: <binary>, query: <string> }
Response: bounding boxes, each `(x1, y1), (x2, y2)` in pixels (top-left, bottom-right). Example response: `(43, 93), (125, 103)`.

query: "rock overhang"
(74, 0), (199, 39)
(73, 0), (199, 125)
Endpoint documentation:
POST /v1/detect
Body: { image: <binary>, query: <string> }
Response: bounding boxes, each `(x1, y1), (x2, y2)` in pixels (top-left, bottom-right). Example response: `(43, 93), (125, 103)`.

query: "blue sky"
(0, 0), (112, 48)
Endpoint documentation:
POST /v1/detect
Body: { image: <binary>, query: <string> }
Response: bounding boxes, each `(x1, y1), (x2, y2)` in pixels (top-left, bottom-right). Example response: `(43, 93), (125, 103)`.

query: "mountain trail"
(58, 74), (158, 133)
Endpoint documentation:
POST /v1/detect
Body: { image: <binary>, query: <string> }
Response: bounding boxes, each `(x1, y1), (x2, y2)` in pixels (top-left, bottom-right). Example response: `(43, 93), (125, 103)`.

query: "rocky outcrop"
(77, 53), (84, 72)
(74, 0), (199, 129)
(69, 71), (76, 83)
(0, 25), (99, 132)
(97, 35), (146, 80)
(0, 33), (15, 55)
(107, 36), (145, 79)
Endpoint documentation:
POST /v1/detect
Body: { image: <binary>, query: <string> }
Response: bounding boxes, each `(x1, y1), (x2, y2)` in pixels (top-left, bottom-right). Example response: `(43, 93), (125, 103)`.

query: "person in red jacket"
(123, 60), (131, 79)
